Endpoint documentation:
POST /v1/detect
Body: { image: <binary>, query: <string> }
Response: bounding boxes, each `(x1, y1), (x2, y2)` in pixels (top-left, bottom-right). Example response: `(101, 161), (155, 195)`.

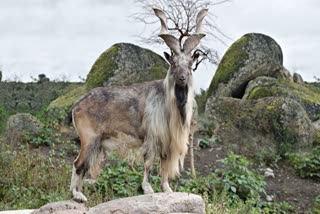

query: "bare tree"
(132, 0), (232, 70)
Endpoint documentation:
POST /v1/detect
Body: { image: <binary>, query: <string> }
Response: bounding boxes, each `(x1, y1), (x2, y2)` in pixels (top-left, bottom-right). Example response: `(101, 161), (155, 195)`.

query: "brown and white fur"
(69, 8), (208, 202)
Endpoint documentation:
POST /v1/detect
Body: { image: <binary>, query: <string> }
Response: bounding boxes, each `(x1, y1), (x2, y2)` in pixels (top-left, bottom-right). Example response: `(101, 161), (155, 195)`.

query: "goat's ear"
(183, 34), (205, 54)
(164, 52), (172, 63)
(192, 51), (200, 62)
(159, 35), (181, 55)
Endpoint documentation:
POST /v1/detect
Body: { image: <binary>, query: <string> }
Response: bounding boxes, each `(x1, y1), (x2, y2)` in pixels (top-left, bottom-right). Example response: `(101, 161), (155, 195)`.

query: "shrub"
(312, 195), (320, 214)
(0, 104), (8, 133)
(84, 153), (161, 206)
(215, 151), (266, 202)
(287, 147), (320, 178)
(0, 143), (70, 209)
(23, 127), (55, 147)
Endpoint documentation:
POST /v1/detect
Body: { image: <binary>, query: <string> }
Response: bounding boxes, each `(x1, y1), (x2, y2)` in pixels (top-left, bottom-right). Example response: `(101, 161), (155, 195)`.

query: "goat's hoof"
(161, 183), (173, 193)
(142, 182), (154, 194)
(73, 191), (88, 203)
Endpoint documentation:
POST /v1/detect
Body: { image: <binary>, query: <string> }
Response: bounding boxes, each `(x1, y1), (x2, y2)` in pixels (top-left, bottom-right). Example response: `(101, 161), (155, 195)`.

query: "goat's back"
(72, 80), (164, 142)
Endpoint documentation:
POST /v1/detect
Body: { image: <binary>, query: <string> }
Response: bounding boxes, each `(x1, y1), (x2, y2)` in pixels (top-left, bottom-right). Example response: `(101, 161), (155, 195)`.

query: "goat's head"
(153, 8), (208, 87)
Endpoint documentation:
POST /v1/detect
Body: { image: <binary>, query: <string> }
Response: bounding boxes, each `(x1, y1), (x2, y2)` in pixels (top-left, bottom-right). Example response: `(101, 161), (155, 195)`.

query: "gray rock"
(207, 33), (291, 100)
(31, 200), (88, 214)
(264, 168), (275, 178)
(31, 193), (204, 214)
(205, 96), (314, 156)
(313, 120), (320, 130)
(86, 43), (169, 89)
(88, 193), (205, 214)
(47, 43), (169, 126)
(5, 113), (43, 147)
(243, 76), (320, 121)
(293, 72), (304, 85)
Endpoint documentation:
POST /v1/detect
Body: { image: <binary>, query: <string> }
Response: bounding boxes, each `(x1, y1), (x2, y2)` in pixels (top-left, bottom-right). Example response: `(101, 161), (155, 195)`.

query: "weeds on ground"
(287, 147), (320, 179)
(0, 142), (293, 213)
(0, 142), (70, 210)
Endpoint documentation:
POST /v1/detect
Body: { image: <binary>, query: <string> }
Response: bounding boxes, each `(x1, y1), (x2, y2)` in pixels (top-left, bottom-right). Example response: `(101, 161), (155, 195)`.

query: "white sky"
(0, 0), (319, 92)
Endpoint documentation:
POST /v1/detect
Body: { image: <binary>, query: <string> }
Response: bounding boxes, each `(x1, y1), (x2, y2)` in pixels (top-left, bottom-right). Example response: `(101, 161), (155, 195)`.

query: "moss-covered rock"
(244, 77), (320, 121)
(48, 43), (169, 127)
(86, 43), (168, 89)
(207, 33), (287, 100)
(204, 96), (314, 157)
(207, 36), (249, 98)
(47, 85), (88, 126)
(6, 113), (44, 147)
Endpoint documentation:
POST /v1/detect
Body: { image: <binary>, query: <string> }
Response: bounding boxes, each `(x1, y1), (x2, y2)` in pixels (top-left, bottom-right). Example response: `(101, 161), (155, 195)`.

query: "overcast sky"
(0, 0), (319, 91)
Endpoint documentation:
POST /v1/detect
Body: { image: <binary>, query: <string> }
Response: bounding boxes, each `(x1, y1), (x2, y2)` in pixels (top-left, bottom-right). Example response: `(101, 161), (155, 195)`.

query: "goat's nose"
(179, 76), (186, 82)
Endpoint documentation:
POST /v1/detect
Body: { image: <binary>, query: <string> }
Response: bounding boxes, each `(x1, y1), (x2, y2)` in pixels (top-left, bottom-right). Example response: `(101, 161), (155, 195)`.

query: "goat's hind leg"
(70, 161), (87, 203)
(142, 152), (155, 194)
(70, 135), (103, 203)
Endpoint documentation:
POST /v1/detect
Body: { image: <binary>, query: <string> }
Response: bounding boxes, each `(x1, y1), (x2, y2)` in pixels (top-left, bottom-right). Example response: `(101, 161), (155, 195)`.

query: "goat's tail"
(66, 109), (73, 126)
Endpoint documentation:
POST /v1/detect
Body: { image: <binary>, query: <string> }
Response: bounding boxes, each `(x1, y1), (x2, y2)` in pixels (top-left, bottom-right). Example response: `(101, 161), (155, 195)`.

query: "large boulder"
(207, 33), (291, 99)
(293, 72), (304, 85)
(32, 193), (205, 214)
(86, 43), (168, 89)
(205, 96), (314, 156)
(31, 200), (87, 214)
(47, 43), (168, 125)
(243, 77), (320, 121)
(6, 113), (44, 147)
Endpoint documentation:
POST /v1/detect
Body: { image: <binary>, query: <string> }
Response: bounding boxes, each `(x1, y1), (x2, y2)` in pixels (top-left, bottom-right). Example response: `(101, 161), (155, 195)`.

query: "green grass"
(0, 138), (294, 213)
(0, 143), (71, 210)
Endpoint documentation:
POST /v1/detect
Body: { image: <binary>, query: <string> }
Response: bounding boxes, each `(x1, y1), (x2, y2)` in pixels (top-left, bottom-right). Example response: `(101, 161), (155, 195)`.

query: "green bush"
(258, 201), (294, 214)
(0, 144), (70, 210)
(287, 147), (320, 178)
(312, 195), (320, 214)
(84, 154), (161, 205)
(215, 151), (266, 202)
(23, 127), (55, 147)
(0, 104), (8, 133)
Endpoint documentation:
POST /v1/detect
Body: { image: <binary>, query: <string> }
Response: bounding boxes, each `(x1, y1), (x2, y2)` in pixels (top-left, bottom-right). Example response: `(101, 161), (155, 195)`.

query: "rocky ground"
(185, 143), (320, 213)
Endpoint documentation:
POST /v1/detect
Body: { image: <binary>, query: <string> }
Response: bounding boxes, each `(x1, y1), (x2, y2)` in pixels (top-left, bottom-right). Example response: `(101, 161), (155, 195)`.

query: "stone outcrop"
(5, 113), (43, 147)
(202, 33), (319, 152)
(86, 43), (168, 89)
(31, 200), (87, 214)
(205, 97), (314, 156)
(243, 77), (320, 121)
(32, 193), (205, 214)
(293, 72), (304, 85)
(207, 33), (290, 99)
(47, 43), (169, 124)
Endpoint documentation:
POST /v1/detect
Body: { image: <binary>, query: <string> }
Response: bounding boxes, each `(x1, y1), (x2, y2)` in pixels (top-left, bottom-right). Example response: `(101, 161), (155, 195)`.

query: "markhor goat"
(69, 8), (208, 202)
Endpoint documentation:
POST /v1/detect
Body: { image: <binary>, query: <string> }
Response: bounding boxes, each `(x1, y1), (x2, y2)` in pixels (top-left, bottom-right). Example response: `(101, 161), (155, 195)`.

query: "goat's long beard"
(161, 79), (194, 178)
(174, 84), (188, 125)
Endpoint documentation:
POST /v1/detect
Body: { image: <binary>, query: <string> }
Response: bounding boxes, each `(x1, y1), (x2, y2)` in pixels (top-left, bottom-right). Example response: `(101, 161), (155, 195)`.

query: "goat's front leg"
(160, 159), (173, 193)
(142, 159), (154, 194)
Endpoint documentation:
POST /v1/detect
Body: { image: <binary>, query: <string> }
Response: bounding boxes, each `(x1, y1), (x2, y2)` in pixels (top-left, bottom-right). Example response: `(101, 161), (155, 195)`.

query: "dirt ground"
(184, 143), (320, 213)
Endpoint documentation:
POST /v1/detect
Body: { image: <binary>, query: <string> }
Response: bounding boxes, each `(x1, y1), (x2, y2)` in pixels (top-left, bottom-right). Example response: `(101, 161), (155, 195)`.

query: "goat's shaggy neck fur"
(163, 71), (194, 178)
(142, 68), (194, 179)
